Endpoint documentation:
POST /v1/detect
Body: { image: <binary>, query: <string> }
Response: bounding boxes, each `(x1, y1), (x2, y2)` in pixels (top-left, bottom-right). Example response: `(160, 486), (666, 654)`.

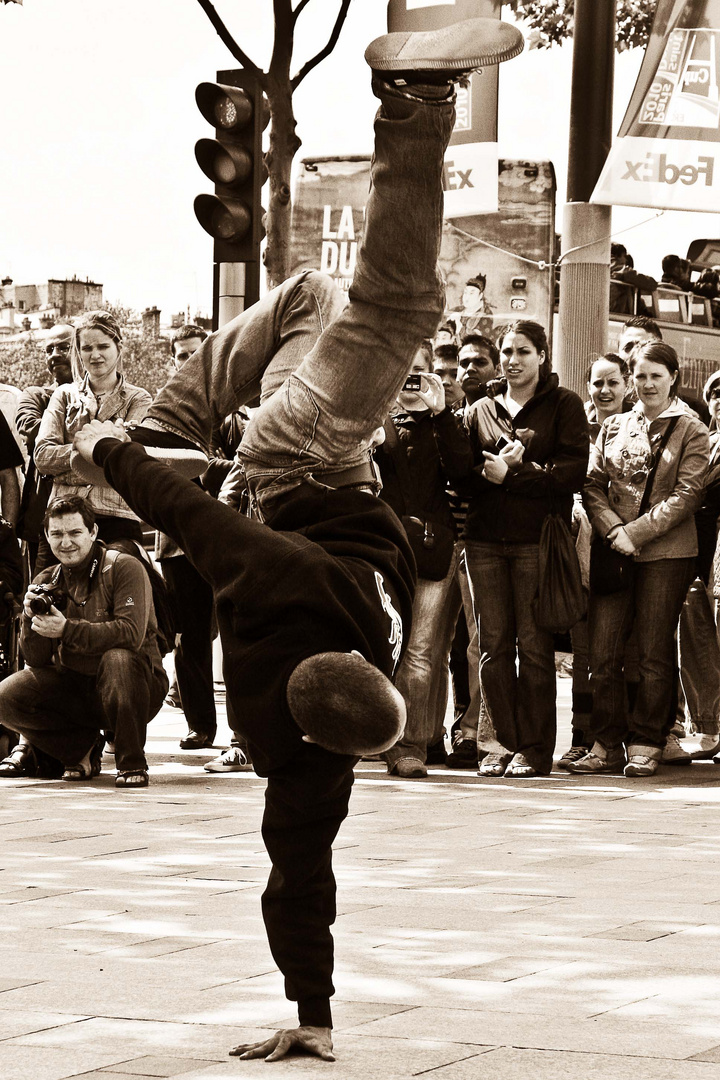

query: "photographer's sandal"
(61, 736), (104, 782)
(504, 753), (537, 778)
(0, 742), (36, 777)
(115, 769), (149, 788)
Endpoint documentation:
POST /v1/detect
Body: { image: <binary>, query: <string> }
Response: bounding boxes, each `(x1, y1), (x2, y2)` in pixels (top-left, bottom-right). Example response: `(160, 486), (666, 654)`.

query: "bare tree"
(195, 0), (352, 287)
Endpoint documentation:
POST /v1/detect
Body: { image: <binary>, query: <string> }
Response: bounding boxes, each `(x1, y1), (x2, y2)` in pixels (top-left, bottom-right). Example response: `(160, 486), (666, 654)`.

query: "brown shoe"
(365, 17), (524, 84)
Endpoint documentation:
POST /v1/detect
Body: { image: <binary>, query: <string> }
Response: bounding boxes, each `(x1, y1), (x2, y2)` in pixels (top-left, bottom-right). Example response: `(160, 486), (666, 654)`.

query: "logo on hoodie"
(374, 571), (403, 674)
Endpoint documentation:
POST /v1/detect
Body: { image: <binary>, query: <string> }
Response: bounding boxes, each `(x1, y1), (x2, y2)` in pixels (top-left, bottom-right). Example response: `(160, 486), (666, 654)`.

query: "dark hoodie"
(463, 373), (589, 543)
(93, 438), (415, 1031)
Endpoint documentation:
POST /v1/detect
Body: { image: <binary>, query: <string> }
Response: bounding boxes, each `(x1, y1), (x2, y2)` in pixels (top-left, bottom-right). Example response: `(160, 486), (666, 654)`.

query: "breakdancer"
(73, 18), (524, 1062)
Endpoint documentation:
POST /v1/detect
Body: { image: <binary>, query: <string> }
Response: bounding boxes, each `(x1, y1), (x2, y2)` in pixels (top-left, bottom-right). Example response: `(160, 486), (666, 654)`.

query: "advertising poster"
(288, 156), (555, 336)
(592, 0), (720, 211)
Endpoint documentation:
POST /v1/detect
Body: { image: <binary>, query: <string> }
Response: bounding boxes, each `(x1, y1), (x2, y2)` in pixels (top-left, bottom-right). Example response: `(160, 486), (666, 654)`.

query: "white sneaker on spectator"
(662, 733), (693, 766)
(204, 746), (251, 772)
(690, 733), (720, 760)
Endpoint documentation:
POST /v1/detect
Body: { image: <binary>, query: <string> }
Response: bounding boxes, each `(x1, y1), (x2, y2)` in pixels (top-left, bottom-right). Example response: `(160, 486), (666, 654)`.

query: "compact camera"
(403, 373), (423, 392)
(28, 584), (67, 616)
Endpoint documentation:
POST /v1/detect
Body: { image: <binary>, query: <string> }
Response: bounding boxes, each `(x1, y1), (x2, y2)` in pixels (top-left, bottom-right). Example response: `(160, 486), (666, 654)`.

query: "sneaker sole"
(365, 18), (524, 73)
(663, 757), (693, 767)
(567, 764), (625, 774)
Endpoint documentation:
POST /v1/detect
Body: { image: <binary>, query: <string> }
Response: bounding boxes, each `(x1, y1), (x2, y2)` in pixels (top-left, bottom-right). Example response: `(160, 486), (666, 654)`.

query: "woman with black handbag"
(463, 321), (589, 778)
(571, 341), (709, 777)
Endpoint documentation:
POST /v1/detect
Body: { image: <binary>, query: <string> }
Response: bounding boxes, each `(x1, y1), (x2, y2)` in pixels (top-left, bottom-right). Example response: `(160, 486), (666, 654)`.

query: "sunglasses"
(45, 342), (72, 357)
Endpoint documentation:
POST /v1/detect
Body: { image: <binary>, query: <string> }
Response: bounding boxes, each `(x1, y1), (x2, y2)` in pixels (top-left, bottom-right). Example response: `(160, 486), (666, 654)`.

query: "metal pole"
(556, 0), (616, 397)
(213, 261), (260, 330)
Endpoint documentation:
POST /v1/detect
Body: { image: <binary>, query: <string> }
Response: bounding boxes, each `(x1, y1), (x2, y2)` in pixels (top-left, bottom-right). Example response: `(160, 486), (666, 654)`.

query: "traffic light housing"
(194, 69), (269, 264)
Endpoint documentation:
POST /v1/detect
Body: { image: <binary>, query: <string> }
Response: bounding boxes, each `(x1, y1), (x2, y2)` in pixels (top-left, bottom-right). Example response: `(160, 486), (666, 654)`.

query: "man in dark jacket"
(15, 323), (74, 573)
(375, 346), (471, 776)
(72, 17), (524, 1063)
(0, 496), (167, 786)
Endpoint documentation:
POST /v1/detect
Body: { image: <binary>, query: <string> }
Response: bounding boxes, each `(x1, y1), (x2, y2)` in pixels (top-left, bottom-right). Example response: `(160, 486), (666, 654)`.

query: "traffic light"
(194, 69), (269, 264)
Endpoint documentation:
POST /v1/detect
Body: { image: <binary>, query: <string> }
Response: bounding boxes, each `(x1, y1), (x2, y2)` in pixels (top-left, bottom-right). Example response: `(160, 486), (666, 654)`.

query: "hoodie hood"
(485, 371), (559, 402)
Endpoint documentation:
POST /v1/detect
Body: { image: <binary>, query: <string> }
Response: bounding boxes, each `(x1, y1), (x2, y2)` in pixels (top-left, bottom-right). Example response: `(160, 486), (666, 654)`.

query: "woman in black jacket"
(464, 321), (588, 777)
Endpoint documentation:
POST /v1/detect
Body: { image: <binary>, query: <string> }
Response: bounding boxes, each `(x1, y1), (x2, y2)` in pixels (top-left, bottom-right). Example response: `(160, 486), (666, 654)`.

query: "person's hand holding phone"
(498, 437), (524, 471)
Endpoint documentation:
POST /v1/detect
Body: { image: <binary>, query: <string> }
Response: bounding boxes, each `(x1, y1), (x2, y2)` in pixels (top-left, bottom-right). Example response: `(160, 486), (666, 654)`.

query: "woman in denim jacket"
(34, 311), (151, 547)
(576, 341), (709, 778)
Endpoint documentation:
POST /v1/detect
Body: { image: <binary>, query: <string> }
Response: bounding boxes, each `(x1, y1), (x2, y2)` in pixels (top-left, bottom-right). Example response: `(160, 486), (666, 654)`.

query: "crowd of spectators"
(0, 298), (720, 785)
(610, 245), (720, 327)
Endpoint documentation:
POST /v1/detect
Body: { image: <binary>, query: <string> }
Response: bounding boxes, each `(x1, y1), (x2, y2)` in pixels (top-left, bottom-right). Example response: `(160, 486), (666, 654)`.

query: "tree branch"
(292, 0), (313, 23)
(194, 0), (263, 74)
(291, 0), (352, 90)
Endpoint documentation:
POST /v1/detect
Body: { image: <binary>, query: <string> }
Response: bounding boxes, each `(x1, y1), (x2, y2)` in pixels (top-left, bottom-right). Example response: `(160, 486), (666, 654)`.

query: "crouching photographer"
(0, 496), (168, 788)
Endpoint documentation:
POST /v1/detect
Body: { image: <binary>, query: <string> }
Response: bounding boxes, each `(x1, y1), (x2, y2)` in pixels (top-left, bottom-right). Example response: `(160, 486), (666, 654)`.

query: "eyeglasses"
(45, 342), (72, 357)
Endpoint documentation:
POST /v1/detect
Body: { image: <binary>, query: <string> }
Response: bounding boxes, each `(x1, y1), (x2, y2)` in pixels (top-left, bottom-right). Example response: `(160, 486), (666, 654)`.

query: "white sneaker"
(692, 734), (720, 760)
(662, 733), (693, 766)
(203, 746), (251, 773)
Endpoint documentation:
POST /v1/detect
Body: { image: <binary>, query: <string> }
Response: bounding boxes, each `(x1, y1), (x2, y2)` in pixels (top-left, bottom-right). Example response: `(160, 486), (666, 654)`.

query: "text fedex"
(622, 153), (715, 187)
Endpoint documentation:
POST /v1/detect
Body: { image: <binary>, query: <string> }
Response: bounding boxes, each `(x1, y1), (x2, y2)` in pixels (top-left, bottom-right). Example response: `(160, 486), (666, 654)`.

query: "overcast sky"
(1, 0), (718, 319)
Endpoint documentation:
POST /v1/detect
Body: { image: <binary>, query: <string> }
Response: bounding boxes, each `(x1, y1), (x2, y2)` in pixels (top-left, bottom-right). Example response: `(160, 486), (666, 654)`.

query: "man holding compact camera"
(0, 495), (167, 786)
(374, 343), (471, 777)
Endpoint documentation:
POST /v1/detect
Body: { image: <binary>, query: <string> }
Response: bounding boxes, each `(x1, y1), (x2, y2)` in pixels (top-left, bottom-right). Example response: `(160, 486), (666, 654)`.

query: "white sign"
(591, 135), (719, 212)
(443, 141), (498, 216)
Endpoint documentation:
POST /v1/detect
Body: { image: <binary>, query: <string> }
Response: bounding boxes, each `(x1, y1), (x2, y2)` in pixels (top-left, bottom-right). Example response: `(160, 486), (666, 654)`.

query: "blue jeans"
(145, 78), (454, 518)
(465, 541), (557, 774)
(679, 578), (720, 735)
(386, 545), (461, 766)
(589, 557), (695, 751)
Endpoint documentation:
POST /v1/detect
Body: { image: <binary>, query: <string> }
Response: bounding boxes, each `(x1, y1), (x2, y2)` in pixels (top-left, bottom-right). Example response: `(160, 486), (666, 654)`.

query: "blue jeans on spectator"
(145, 78), (453, 520)
(589, 557), (695, 752)
(386, 545), (461, 767)
(465, 540), (556, 774)
(678, 577), (720, 736)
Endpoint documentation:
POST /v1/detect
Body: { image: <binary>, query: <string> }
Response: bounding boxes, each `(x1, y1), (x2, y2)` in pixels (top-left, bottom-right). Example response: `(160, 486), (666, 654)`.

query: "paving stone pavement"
(1, 678), (720, 1079)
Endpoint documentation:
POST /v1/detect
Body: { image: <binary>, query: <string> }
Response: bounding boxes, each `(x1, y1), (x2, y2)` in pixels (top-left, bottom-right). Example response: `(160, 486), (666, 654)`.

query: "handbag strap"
(637, 415), (680, 516)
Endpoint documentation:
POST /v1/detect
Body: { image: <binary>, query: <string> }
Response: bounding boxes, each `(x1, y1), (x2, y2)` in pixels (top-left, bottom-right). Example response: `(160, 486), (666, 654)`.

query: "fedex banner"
(592, 0), (720, 212)
(388, 0), (501, 212)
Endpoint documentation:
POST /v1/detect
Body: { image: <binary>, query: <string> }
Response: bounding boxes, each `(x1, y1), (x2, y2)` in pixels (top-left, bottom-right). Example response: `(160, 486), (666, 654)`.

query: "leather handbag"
(533, 512), (587, 632)
(589, 415), (679, 596)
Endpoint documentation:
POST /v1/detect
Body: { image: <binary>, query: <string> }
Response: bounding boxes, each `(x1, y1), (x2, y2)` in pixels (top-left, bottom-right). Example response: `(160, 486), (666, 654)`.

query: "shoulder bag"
(589, 415), (680, 596)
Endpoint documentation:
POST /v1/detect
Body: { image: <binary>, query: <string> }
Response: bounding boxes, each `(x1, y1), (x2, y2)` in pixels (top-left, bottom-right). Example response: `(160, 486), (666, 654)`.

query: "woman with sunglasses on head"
(463, 320), (589, 778)
(34, 311), (151, 548)
(570, 341), (709, 777)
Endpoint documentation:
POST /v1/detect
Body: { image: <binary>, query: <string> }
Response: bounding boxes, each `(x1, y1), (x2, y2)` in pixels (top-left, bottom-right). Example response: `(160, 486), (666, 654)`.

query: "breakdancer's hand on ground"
(73, 419), (129, 463)
(229, 1025), (335, 1062)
